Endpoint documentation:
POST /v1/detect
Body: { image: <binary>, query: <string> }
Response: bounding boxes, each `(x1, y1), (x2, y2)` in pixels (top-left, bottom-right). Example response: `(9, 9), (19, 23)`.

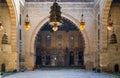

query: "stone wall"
(94, 0), (120, 72)
(1, 0), (119, 72)
(35, 31), (84, 67)
(0, 3), (18, 71)
(100, 2), (120, 72)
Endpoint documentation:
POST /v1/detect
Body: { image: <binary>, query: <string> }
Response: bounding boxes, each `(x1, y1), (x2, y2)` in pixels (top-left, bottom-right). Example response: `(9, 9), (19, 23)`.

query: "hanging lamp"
(24, 0), (30, 30)
(80, 14), (85, 30)
(0, 21), (3, 31)
(52, 23), (58, 31)
(49, 0), (62, 31)
(25, 14), (30, 30)
(2, 32), (8, 44)
(0, 1), (4, 31)
(107, 15), (113, 31)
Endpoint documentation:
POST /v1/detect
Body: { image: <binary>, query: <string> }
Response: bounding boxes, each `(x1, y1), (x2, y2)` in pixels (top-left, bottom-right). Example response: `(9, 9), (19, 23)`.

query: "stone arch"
(6, 0), (17, 52)
(97, 0), (113, 71)
(28, 13), (90, 69)
(6, 0), (18, 70)
(101, 0), (112, 50)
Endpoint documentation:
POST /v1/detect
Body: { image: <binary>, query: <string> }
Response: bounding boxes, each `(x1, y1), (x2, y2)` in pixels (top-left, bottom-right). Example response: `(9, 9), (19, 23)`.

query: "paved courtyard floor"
(3, 69), (119, 78)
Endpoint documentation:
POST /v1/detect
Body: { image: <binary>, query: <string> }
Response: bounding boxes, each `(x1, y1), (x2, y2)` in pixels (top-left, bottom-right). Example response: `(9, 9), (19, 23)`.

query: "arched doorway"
(114, 64), (119, 72)
(78, 51), (84, 66)
(1, 63), (6, 72)
(28, 12), (90, 70)
(69, 51), (74, 66)
(34, 17), (85, 67)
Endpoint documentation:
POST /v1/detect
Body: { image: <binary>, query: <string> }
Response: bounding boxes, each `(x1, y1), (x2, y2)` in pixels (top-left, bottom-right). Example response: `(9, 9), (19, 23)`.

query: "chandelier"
(80, 14), (85, 30)
(52, 23), (58, 31)
(49, 0), (62, 31)
(2, 32), (8, 44)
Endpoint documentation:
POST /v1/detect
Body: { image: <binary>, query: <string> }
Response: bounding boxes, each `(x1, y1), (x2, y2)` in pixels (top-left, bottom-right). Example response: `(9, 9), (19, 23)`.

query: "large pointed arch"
(100, 0), (112, 71)
(26, 13), (90, 69)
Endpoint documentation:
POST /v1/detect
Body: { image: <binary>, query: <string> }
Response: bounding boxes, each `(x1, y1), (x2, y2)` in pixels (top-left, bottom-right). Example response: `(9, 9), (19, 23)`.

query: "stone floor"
(3, 69), (119, 78)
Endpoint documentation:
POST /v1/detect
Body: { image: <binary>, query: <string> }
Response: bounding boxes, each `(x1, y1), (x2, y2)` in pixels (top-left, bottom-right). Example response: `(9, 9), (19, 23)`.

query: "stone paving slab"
(3, 69), (119, 78)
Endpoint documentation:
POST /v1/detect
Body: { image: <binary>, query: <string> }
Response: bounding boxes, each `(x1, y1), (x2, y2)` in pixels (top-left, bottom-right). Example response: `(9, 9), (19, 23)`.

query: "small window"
(98, 14), (100, 26)
(98, 29), (100, 41)
(19, 14), (22, 26)
(70, 36), (74, 47)
(19, 29), (22, 40)
(46, 35), (51, 47)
